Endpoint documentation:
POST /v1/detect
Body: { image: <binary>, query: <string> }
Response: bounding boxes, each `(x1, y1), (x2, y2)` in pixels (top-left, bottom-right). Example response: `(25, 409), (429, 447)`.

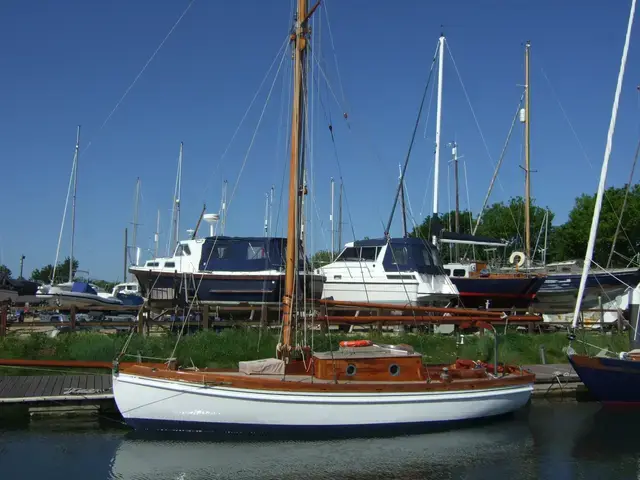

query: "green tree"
(0, 264), (12, 278)
(559, 185), (640, 267)
(91, 279), (117, 293)
(410, 197), (554, 264)
(310, 250), (333, 268)
(31, 257), (79, 284)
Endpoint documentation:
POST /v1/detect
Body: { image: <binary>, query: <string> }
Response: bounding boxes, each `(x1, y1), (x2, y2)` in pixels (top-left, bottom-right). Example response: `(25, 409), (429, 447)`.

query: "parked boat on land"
(131, 236), (324, 304)
(0, 273), (18, 303)
(318, 237), (458, 306)
(534, 260), (640, 311)
(444, 259), (546, 309)
(37, 281), (123, 308)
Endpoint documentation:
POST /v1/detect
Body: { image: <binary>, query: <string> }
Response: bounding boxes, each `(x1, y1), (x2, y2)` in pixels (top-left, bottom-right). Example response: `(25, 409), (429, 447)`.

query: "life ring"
(509, 251), (526, 268)
(339, 340), (373, 348)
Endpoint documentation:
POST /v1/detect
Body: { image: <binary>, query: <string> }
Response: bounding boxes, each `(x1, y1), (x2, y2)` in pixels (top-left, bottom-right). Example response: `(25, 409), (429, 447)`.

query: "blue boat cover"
(199, 237), (304, 272)
(71, 282), (98, 295)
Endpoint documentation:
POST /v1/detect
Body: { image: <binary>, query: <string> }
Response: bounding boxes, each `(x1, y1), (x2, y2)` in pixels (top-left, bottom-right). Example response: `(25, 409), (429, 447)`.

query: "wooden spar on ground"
(317, 315), (542, 324)
(318, 298), (511, 317)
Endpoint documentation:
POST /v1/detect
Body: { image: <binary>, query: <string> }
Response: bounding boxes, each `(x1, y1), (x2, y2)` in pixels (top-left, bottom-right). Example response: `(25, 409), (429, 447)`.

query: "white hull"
(113, 372), (532, 433)
(322, 280), (455, 306)
(36, 291), (122, 308)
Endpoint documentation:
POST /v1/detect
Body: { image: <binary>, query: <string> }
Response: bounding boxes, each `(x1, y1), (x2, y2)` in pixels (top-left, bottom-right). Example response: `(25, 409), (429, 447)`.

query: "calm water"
(1, 400), (639, 479)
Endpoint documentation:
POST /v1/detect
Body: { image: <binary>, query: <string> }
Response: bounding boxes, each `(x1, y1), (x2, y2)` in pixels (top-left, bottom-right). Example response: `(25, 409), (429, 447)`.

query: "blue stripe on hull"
(568, 355), (640, 403)
(125, 412), (517, 439)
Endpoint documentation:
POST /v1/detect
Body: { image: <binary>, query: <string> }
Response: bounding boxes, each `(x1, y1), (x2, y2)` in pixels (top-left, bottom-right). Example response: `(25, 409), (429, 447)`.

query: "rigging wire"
(445, 40), (523, 235)
(201, 34), (292, 201)
(51, 152), (77, 283)
(224, 45), (289, 218)
(385, 41), (439, 236)
(539, 63), (638, 259)
(169, 42), (290, 362)
(607, 136), (640, 268)
(82, 0), (197, 156)
(471, 93), (525, 236)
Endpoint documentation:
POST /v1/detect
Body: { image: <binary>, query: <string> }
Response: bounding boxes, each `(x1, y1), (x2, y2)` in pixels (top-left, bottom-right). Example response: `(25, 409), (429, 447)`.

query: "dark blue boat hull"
(568, 354), (640, 404)
(450, 276), (546, 309)
(133, 270), (323, 304)
(536, 269), (640, 311)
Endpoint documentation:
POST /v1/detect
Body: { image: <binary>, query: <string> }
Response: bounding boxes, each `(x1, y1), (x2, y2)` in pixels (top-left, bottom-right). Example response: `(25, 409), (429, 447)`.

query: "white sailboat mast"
(69, 125), (80, 282)
(571, 0), (636, 328)
(154, 209), (160, 258)
(330, 177), (335, 259)
(432, 35), (445, 246)
(169, 142), (183, 254)
(132, 177), (141, 265)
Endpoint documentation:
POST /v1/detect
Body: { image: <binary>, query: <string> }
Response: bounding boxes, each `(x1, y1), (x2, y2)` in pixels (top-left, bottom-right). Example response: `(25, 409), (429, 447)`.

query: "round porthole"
(389, 364), (400, 376)
(346, 364), (357, 376)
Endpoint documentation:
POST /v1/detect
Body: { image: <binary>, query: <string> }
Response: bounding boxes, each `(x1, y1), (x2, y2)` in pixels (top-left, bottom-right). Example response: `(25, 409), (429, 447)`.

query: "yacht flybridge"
(131, 236), (325, 304)
(318, 238), (458, 306)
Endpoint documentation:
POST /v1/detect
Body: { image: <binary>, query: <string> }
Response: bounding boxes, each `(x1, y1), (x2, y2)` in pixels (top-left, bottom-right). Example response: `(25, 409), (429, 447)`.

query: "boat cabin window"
(175, 244), (191, 256)
(444, 268), (451, 275)
(336, 246), (379, 262)
(390, 246), (409, 265)
(211, 246), (230, 259)
(382, 241), (443, 274)
(146, 262), (159, 267)
(247, 243), (266, 260)
(452, 269), (466, 277)
(361, 247), (378, 261)
(164, 262), (175, 268)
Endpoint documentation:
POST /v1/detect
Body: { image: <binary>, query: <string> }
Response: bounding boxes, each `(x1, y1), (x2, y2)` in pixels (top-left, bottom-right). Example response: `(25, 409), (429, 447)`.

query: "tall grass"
(0, 330), (631, 369)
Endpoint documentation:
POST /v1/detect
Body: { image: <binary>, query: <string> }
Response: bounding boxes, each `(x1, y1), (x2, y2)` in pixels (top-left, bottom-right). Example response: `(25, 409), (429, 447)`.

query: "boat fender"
(339, 340), (373, 348)
(509, 251), (526, 268)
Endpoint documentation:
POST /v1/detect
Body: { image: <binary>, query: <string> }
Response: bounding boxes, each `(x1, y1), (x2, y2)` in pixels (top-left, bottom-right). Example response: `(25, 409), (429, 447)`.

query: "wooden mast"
(282, 0), (316, 352)
(524, 41), (531, 264)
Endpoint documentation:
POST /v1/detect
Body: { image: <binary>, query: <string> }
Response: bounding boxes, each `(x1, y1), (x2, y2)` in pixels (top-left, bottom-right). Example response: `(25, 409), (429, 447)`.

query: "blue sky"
(1, 0), (638, 281)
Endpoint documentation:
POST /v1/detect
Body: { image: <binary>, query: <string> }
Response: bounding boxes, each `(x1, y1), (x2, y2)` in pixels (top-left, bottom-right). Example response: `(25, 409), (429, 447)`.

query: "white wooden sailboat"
(113, 0), (534, 435)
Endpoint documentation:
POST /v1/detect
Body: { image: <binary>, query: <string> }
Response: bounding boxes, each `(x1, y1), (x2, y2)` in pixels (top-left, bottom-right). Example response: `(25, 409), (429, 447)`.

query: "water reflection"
(1, 402), (639, 480)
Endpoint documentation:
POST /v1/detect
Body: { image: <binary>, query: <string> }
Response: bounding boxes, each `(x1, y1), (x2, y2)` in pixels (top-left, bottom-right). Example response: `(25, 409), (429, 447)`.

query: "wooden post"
(598, 295), (605, 330)
(0, 305), (7, 338)
(137, 307), (145, 335)
(70, 306), (77, 331)
(376, 308), (382, 334)
(202, 305), (209, 330)
(260, 303), (268, 329)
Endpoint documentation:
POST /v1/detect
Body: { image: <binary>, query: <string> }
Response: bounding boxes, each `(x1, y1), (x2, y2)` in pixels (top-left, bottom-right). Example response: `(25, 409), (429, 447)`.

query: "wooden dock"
(0, 374), (113, 404)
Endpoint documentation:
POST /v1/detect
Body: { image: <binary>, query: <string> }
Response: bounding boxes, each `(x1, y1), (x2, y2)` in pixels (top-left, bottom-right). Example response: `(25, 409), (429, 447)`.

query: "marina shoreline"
(0, 330), (631, 370)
